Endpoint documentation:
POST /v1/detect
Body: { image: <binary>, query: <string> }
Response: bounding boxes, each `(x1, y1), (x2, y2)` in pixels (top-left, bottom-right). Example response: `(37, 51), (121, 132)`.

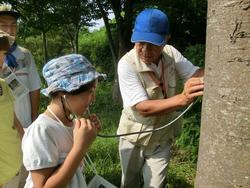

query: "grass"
(86, 140), (197, 188)
(166, 146), (197, 188)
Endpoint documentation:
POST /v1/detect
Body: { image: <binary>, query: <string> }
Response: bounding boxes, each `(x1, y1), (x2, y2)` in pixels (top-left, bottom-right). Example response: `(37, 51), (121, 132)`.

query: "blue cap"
(41, 54), (105, 97)
(131, 9), (169, 46)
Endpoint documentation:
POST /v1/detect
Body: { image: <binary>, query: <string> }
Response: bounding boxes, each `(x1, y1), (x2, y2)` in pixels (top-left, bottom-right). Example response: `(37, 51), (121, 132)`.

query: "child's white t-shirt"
(22, 114), (87, 188)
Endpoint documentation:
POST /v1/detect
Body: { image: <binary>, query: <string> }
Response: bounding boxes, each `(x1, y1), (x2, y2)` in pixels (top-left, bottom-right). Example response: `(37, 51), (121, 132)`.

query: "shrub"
(175, 44), (205, 162)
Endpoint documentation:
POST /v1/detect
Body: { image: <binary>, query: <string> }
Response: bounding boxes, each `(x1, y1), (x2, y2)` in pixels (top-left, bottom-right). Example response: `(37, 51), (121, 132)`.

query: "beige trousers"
(119, 138), (171, 188)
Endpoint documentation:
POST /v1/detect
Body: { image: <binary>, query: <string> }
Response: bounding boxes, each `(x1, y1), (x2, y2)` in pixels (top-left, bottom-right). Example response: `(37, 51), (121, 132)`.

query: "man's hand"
(181, 77), (204, 105)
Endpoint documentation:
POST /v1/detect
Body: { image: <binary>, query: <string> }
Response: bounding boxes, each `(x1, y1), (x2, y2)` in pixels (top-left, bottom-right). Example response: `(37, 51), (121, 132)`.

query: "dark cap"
(0, 5), (20, 19)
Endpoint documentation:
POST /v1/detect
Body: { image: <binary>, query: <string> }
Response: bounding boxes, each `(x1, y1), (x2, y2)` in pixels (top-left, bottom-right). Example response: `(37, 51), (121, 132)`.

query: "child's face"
(66, 85), (96, 117)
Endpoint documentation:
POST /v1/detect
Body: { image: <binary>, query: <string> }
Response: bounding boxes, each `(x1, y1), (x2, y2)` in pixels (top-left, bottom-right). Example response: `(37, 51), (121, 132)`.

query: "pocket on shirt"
(15, 67), (29, 89)
(146, 85), (165, 99)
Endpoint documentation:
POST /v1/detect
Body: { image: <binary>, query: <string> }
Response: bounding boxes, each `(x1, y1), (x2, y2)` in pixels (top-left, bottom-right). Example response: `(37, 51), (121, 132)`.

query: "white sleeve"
(170, 46), (200, 80)
(22, 123), (59, 170)
(118, 60), (148, 107)
(27, 52), (41, 91)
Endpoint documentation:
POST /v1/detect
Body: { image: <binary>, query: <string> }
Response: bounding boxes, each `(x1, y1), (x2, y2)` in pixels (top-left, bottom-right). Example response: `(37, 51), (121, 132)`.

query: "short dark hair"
(68, 80), (96, 95)
(50, 80), (96, 97)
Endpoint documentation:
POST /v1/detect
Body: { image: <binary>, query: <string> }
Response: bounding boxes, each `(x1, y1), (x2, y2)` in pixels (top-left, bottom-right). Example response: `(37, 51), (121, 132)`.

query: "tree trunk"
(195, 0), (250, 188)
(75, 29), (79, 54)
(108, 0), (134, 103)
(96, 0), (117, 64)
(42, 31), (48, 63)
(65, 27), (75, 53)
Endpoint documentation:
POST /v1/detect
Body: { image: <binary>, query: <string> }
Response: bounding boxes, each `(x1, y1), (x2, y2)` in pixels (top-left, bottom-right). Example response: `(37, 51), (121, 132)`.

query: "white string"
(84, 154), (98, 175)
(47, 106), (66, 127)
(47, 106), (98, 176)
(46, 106), (73, 143)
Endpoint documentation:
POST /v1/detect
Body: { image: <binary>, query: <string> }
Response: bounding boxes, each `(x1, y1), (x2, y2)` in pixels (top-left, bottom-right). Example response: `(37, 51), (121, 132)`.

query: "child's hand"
(89, 114), (102, 132)
(72, 118), (98, 154)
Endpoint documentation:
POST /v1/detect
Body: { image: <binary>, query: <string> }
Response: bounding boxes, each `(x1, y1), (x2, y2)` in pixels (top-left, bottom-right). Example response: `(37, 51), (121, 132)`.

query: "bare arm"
(136, 94), (186, 116)
(192, 68), (204, 77)
(14, 113), (24, 138)
(30, 89), (40, 122)
(136, 77), (204, 116)
(31, 147), (85, 188)
(30, 118), (100, 188)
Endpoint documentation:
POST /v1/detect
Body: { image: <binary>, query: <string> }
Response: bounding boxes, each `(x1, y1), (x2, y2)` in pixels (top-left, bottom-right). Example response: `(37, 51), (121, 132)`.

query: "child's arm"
(30, 147), (87, 188)
(30, 118), (100, 188)
(14, 113), (24, 138)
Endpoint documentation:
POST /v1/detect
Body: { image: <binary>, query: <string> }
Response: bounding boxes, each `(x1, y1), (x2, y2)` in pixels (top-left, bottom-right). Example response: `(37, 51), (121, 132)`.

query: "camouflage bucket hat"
(41, 54), (105, 97)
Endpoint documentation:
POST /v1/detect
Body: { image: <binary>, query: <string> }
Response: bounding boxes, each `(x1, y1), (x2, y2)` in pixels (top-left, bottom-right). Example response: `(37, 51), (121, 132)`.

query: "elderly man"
(117, 8), (204, 187)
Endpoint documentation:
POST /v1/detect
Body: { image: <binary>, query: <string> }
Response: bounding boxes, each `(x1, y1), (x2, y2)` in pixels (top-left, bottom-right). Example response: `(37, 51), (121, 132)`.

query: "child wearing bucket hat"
(22, 54), (103, 188)
(117, 8), (204, 187)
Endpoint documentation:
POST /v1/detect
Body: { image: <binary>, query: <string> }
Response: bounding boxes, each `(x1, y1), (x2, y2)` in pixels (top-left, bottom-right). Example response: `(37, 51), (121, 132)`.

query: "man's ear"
(166, 35), (171, 43)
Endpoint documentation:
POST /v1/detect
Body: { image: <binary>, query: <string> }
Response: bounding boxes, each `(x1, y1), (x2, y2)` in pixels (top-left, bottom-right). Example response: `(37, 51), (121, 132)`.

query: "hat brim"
(0, 11), (20, 19)
(41, 72), (106, 97)
(131, 31), (166, 46)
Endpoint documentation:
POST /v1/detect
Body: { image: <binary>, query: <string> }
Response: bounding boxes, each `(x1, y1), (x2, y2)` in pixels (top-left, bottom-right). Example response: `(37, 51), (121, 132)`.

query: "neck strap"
(47, 106), (66, 127)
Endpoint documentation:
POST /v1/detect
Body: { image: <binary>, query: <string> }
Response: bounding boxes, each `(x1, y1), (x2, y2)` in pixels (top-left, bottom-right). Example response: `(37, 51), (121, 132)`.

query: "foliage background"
(0, 0), (207, 187)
